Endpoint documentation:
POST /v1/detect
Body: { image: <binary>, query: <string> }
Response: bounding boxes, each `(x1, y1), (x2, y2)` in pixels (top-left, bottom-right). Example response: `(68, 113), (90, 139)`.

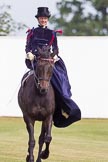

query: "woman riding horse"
(25, 7), (81, 127)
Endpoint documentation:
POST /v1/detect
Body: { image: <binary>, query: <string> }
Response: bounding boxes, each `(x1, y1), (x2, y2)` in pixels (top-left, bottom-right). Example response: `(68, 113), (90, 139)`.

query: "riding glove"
(26, 52), (35, 61)
(54, 55), (60, 63)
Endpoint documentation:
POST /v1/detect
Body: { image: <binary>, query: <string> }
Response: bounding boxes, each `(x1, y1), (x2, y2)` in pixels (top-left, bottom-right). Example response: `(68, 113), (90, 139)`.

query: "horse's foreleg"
(24, 116), (35, 162)
(36, 122), (45, 162)
(40, 115), (53, 160)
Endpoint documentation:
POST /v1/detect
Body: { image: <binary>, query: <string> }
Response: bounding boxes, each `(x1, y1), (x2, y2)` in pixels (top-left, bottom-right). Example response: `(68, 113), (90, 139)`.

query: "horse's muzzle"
(39, 88), (48, 95)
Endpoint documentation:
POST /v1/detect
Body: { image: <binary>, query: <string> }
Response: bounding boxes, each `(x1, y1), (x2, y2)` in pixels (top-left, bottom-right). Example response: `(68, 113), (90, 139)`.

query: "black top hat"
(35, 7), (51, 18)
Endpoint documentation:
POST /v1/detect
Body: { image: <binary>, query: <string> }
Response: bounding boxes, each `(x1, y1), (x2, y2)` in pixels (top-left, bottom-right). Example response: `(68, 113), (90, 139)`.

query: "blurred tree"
(49, 0), (108, 36)
(0, 4), (27, 36)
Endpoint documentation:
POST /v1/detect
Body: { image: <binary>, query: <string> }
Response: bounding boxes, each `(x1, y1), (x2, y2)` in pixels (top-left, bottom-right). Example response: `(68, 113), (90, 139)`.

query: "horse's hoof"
(26, 155), (29, 162)
(36, 158), (41, 162)
(40, 150), (49, 159)
(26, 155), (34, 162)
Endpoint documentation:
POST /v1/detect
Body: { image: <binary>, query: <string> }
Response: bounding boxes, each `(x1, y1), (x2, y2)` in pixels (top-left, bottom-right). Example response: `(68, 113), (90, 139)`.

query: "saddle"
(21, 70), (34, 87)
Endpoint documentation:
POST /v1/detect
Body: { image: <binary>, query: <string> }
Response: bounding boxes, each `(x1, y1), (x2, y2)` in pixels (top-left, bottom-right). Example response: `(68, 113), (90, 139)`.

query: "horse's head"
(34, 46), (55, 94)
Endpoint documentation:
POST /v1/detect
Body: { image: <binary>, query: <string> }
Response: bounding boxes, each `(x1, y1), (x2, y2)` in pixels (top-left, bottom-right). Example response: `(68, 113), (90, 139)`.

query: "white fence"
(0, 36), (108, 118)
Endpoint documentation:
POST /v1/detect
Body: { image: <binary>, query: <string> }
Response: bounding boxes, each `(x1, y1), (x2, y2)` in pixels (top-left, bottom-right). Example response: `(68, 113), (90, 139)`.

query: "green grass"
(0, 117), (108, 162)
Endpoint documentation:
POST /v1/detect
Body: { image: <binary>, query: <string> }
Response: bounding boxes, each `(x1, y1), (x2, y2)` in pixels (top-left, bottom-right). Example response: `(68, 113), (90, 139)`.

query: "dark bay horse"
(18, 46), (55, 162)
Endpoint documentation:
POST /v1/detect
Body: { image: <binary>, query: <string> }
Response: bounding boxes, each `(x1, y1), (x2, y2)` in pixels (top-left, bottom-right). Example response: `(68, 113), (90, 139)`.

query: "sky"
(1, 0), (60, 35)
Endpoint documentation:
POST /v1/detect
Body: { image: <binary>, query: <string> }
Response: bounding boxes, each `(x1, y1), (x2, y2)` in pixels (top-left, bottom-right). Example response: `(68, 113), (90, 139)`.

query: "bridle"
(31, 57), (54, 90)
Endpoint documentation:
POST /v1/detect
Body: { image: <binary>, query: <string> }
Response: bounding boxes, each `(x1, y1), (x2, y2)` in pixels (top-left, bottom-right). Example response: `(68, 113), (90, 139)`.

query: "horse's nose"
(39, 81), (49, 94)
(40, 88), (48, 95)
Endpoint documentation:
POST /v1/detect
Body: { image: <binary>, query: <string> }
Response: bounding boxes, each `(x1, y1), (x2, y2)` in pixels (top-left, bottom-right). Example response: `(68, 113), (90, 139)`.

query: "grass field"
(0, 117), (108, 162)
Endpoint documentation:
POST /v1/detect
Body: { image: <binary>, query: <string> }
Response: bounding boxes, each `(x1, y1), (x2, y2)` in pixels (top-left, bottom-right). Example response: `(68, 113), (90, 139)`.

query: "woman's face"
(38, 17), (48, 27)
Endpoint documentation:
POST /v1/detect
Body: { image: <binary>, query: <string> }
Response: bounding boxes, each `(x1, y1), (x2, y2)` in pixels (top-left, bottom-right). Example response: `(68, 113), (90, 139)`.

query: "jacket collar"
(38, 25), (47, 29)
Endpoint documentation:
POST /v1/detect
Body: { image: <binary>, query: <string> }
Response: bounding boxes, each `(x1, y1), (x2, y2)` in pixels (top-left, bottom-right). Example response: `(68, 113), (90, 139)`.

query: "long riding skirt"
(51, 57), (81, 127)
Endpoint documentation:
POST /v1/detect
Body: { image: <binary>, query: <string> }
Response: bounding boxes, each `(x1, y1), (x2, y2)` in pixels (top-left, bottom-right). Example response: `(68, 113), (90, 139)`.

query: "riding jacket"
(25, 25), (59, 56)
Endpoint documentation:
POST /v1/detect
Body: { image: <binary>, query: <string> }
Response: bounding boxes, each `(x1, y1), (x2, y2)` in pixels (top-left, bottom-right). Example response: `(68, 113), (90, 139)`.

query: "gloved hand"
(26, 52), (35, 61)
(54, 55), (60, 63)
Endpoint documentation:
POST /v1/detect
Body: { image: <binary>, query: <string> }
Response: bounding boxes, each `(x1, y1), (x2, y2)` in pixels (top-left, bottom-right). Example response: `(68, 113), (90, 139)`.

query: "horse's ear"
(51, 52), (56, 58)
(37, 46), (42, 54)
(46, 45), (51, 51)
(51, 49), (58, 58)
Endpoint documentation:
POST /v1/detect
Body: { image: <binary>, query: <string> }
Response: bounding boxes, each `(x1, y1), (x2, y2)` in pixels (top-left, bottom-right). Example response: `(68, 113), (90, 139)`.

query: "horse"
(18, 46), (56, 162)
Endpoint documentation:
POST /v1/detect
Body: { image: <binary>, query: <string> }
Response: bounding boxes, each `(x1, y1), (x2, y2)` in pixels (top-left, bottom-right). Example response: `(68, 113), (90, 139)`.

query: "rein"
(31, 60), (40, 88)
